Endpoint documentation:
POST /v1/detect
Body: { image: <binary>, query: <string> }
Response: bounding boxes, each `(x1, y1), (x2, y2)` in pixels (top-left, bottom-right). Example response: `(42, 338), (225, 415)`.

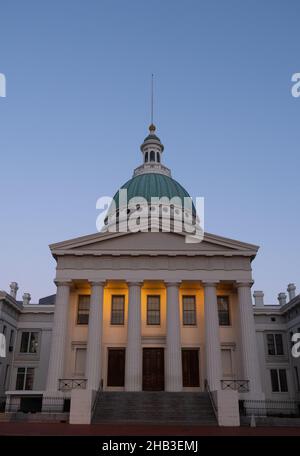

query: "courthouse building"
(0, 125), (299, 425)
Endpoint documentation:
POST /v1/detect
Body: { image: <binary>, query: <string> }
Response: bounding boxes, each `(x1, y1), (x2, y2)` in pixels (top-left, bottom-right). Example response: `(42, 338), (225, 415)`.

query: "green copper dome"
(106, 125), (196, 219)
(112, 173), (194, 212)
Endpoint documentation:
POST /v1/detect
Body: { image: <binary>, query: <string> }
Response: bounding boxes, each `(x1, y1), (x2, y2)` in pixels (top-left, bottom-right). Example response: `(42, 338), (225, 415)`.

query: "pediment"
(50, 230), (258, 258)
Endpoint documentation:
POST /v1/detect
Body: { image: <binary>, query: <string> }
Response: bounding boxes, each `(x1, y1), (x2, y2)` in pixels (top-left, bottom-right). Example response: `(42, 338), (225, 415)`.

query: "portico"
(45, 230), (263, 402)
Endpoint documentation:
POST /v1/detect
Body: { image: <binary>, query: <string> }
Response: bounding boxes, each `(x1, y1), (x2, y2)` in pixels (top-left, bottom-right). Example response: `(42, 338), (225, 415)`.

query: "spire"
(132, 77), (171, 177)
(151, 73), (154, 126)
(149, 74), (156, 133)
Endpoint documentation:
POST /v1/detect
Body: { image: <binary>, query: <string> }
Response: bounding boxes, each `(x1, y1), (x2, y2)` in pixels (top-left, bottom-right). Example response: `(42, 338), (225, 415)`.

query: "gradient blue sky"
(0, 0), (299, 303)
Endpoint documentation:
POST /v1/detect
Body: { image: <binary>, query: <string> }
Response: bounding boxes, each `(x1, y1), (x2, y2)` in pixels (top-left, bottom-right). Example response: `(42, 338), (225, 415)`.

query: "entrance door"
(143, 348), (164, 391)
(182, 349), (200, 387)
(107, 348), (125, 387)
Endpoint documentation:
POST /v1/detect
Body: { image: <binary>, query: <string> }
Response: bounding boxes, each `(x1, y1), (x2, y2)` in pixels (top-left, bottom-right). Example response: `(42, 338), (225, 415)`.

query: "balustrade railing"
(240, 399), (300, 417)
(221, 379), (249, 393)
(58, 378), (87, 391)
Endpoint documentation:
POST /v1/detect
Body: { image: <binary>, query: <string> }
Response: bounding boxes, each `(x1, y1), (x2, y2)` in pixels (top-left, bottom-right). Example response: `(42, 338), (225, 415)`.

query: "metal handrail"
(91, 380), (103, 418)
(204, 379), (218, 420)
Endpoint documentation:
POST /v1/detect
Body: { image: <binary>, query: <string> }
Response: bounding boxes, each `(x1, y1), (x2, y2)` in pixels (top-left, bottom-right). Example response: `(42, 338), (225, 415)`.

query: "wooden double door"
(107, 348), (125, 387)
(143, 348), (164, 391)
(182, 349), (200, 387)
(107, 347), (200, 390)
(107, 348), (165, 390)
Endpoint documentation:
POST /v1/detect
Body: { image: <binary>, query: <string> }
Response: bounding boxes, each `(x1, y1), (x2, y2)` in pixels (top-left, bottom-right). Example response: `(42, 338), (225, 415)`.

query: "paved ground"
(0, 422), (300, 435)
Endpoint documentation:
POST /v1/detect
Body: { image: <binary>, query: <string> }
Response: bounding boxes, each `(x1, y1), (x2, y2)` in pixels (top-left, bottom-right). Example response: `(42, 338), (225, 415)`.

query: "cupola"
(140, 124), (164, 165)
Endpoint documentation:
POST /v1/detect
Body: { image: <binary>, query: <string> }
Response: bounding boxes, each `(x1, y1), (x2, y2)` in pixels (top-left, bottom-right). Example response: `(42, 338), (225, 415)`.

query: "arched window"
(157, 152), (160, 163)
(150, 150), (155, 162)
(145, 151), (149, 163)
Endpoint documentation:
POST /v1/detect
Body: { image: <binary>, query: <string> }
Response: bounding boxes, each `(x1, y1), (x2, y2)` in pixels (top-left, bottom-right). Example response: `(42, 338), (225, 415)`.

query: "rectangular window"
(77, 295), (90, 325)
(16, 367), (34, 390)
(74, 348), (86, 376)
(221, 349), (233, 377)
(279, 369), (288, 392)
(270, 369), (279, 392)
(182, 296), (196, 326)
(9, 330), (14, 348)
(267, 333), (284, 355)
(4, 365), (10, 389)
(20, 332), (38, 354)
(290, 332), (294, 350)
(147, 295), (160, 325)
(294, 366), (300, 392)
(217, 296), (230, 326)
(111, 295), (125, 325)
(2, 325), (7, 336)
(270, 369), (288, 393)
(267, 334), (275, 355)
(275, 334), (284, 355)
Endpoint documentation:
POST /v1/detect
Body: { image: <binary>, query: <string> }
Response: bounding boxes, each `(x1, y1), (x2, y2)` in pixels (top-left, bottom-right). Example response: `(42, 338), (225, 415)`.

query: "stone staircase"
(92, 392), (217, 425)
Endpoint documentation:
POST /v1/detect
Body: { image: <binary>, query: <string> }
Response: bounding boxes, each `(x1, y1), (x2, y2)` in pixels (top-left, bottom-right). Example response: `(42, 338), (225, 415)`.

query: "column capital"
(202, 281), (219, 288)
(127, 281), (143, 287)
(165, 281), (181, 288)
(54, 279), (72, 287)
(89, 280), (106, 287)
(236, 281), (254, 289)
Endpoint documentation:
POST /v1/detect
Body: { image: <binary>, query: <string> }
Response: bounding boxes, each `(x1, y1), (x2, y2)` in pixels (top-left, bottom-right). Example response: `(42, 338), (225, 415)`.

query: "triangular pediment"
(50, 230), (259, 258)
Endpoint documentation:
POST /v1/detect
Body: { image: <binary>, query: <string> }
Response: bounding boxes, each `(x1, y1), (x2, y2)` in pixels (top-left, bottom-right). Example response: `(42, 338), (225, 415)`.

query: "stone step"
(92, 392), (217, 425)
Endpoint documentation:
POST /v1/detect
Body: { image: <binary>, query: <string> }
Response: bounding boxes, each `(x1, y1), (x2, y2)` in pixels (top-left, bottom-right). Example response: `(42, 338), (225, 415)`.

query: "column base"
(125, 385), (142, 392)
(165, 384), (183, 392)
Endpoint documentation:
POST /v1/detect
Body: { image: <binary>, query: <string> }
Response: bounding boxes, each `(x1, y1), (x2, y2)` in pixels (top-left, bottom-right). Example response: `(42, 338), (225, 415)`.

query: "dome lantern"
(140, 123), (164, 166)
(134, 124), (170, 178)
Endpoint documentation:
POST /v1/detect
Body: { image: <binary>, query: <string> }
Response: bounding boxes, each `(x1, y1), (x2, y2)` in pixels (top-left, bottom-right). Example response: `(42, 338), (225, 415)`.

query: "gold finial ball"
(149, 123), (156, 132)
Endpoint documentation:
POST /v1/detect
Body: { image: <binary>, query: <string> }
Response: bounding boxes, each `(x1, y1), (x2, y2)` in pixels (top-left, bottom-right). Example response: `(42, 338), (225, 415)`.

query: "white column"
(165, 282), (182, 391)
(125, 282), (142, 391)
(86, 281), (105, 391)
(204, 282), (222, 391)
(237, 282), (263, 396)
(46, 281), (71, 392)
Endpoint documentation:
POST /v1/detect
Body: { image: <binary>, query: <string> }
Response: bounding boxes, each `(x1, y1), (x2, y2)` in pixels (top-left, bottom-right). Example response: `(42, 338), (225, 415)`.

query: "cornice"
(51, 249), (257, 257)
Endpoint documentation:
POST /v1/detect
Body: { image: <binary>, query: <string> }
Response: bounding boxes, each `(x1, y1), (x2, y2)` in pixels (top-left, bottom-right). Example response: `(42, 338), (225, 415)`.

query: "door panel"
(107, 348), (125, 387)
(182, 349), (200, 387)
(143, 348), (164, 391)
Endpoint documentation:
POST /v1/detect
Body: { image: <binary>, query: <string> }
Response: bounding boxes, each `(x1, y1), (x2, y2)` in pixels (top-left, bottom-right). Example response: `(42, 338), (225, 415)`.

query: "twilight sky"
(0, 0), (299, 303)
